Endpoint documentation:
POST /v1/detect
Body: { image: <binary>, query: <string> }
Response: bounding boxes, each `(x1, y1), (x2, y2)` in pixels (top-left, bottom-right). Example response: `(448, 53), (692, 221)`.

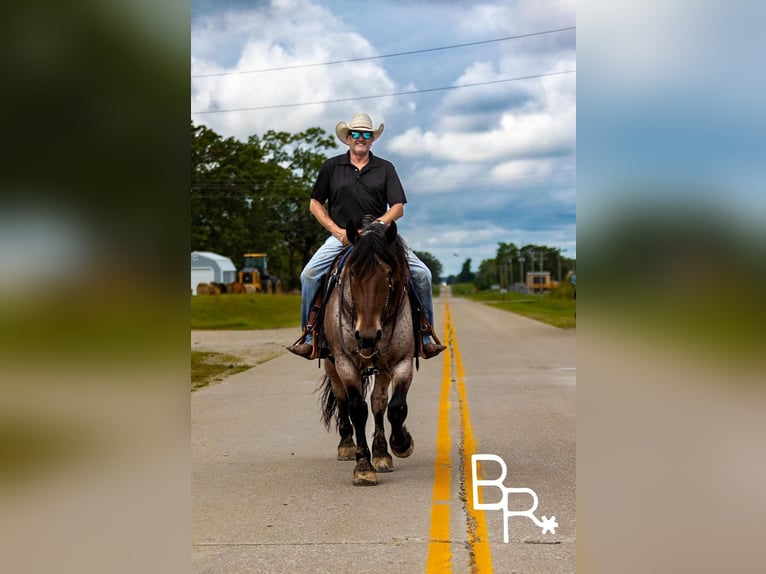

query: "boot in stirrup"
(419, 315), (446, 359)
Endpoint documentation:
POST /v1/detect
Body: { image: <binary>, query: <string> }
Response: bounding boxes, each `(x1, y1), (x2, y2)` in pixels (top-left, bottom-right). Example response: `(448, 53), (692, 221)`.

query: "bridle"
(337, 258), (406, 360)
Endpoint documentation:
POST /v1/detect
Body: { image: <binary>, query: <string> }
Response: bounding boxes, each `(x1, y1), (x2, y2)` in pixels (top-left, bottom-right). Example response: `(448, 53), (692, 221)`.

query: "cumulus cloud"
(191, 0), (396, 138)
(191, 0), (576, 274)
(459, 0), (576, 39)
(390, 106), (574, 164)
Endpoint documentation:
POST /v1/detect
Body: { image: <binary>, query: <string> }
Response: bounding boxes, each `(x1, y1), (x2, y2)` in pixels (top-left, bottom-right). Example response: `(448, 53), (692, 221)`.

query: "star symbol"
(540, 515), (558, 535)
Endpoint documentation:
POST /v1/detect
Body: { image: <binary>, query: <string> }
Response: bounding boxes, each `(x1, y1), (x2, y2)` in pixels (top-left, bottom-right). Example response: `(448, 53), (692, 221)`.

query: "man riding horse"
(288, 112), (445, 360)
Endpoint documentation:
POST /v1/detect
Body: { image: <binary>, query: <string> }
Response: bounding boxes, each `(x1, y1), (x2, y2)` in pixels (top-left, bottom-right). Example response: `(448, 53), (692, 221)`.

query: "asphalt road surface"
(192, 289), (576, 573)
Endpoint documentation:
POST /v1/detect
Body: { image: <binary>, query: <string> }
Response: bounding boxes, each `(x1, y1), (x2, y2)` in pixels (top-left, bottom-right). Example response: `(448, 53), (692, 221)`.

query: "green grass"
(448, 283), (479, 296)
(191, 293), (301, 330)
(455, 285), (576, 329)
(191, 351), (251, 391)
(190, 293), (300, 392)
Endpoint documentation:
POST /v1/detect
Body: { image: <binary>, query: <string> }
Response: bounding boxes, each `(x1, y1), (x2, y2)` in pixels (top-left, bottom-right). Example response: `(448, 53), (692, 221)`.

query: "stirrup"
(419, 318), (444, 347)
(415, 317), (444, 359)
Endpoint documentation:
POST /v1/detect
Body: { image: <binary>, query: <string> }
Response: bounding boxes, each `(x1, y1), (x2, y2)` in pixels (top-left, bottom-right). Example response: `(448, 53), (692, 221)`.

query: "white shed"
(191, 251), (237, 294)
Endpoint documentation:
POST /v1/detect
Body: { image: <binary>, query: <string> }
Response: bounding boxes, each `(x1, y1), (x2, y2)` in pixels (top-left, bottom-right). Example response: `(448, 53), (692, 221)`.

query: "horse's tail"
(319, 374), (372, 430)
(319, 375), (337, 431)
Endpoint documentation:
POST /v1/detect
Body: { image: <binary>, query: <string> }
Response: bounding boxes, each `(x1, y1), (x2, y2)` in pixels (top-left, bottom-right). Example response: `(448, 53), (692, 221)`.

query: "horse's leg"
(371, 374), (393, 472)
(348, 385), (377, 486)
(324, 361), (356, 461)
(388, 363), (414, 458)
(336, 399), (356, 461)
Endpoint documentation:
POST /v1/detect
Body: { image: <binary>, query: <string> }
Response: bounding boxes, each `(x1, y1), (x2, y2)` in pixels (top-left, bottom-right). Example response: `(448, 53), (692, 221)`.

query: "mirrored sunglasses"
(349, 130), (373, 140)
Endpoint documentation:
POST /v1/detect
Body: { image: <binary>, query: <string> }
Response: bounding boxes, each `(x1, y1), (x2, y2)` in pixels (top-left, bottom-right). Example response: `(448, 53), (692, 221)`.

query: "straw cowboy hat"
(335, 112), (384, 143)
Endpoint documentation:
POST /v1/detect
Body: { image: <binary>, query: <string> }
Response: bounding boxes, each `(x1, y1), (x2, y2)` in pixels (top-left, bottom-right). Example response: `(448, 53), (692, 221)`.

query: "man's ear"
(385, 221), (398, 244)
(346, 220), (358, 244)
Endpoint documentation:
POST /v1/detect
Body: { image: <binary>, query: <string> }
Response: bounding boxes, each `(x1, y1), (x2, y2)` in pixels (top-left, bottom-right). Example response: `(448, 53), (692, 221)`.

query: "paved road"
(192, 290), (576, 573)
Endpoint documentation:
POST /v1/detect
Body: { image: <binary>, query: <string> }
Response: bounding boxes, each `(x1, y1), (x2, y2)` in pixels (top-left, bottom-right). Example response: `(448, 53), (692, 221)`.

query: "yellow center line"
(451, 302), (494, 573)
(426, 301), (493, 573)
(425, 309), (454, 572)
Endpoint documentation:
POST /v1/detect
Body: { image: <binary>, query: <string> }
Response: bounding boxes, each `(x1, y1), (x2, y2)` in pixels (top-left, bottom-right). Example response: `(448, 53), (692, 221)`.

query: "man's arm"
(309, 198), (349, 245)
(376, 203), (404, 226)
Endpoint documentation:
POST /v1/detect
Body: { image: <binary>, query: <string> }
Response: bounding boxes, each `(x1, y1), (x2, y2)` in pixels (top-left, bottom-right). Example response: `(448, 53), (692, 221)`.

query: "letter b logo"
(471, 453), (558, 543)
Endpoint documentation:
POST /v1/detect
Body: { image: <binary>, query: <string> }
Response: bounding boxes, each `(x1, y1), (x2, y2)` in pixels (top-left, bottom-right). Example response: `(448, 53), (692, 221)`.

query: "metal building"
(191, 251), (236, 295)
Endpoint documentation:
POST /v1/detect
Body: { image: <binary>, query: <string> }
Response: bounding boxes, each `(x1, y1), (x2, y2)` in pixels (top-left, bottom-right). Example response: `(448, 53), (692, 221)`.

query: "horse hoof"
(353, 467), (378, 486)
(392, 435), (414, 458)
(372, 455), (394, 473)
(337, 445), (356, 461)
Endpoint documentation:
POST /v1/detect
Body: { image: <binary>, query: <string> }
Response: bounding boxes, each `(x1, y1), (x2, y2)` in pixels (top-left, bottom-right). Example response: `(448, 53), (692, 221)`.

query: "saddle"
(290, 247), (443, 366)
(296, 245), (352, 361)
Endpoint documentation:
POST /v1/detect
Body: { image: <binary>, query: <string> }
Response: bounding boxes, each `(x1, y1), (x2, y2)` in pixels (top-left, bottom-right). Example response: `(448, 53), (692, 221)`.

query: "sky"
(191, 0), (576, 277)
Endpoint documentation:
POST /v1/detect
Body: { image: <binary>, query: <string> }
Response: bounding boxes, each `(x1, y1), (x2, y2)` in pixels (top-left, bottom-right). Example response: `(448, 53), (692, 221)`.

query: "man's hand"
(333, 229), (349, 246)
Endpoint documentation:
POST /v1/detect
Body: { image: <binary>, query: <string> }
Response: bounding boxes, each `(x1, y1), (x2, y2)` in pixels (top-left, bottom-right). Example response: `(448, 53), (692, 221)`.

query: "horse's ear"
(385, 221), (398, 244)
(346, 220), (358, 244)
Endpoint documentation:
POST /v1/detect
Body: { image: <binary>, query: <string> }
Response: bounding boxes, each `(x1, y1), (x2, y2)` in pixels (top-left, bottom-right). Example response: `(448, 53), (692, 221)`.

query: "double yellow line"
(426, 301), (493, 573)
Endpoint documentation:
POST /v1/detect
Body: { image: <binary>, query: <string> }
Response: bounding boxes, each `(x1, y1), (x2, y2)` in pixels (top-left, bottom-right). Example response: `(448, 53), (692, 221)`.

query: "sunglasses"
(349, 130), (373, 140)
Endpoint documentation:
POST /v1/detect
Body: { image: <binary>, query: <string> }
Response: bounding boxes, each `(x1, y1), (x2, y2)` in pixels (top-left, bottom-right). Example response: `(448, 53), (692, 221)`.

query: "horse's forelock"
(348, 229), (407, 281)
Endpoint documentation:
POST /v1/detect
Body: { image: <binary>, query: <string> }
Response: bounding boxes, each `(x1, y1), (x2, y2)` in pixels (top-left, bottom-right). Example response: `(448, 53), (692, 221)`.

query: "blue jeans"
(300, 235), (435, 328)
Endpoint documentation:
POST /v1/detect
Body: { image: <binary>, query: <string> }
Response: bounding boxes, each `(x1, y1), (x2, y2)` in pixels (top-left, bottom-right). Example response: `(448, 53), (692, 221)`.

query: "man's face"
(347, 130), (373, 151)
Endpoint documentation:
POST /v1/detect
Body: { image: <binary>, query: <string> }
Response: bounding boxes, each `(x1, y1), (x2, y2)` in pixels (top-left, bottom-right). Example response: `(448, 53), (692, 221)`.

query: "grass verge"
(191, 293), (301, 330)
(191, 351), (251, 392)
(454, 285), (576, 329)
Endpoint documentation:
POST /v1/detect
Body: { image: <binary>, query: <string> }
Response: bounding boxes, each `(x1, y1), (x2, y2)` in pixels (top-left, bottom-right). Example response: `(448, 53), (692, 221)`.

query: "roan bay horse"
(319, 220), (415, 486)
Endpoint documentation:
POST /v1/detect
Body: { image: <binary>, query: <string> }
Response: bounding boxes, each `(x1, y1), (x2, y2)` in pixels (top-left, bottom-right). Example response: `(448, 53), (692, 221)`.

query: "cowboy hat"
(335, 112), (384, 143)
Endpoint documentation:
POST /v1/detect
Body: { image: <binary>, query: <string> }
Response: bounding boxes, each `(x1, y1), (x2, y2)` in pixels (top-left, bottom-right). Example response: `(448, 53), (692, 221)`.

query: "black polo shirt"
(311, 151), (407, 229)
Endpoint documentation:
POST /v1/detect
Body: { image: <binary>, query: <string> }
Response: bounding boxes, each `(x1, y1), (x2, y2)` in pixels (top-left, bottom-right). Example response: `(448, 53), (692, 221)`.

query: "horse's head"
(345, 220), (402, 356)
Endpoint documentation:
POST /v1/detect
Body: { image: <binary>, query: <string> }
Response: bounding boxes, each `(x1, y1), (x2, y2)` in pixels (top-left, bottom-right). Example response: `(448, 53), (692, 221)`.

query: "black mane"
(347, 225), (408, 284)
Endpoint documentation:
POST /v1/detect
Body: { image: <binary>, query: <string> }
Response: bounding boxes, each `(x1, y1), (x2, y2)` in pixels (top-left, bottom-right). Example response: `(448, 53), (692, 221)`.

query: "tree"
(474, 242), (576, 292)
(493, 242), (519, 289)
(413, 250), (443, 284)
(191, 122), (258, 261)
(475, 258), (498, 290)
(249, 128), (337, 290)
(457, 258), (475, 283)
(190, 121), (337, 290)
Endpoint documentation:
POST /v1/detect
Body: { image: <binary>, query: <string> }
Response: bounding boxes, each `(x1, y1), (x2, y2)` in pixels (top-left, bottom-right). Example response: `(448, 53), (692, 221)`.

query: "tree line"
(469, 242), (576, 290)
(191, 121), (574, 292)
(191, 120), (334, 291)
(191, 120), (446, 290)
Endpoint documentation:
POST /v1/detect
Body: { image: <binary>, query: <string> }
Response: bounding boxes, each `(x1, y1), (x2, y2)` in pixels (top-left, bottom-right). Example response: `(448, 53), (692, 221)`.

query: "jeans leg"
(300, 236), (345, 328)
(406, 250), (434, 325)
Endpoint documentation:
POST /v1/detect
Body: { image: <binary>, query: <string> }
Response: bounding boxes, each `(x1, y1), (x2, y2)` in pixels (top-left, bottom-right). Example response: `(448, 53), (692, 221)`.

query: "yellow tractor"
(238, 253), (280, 293)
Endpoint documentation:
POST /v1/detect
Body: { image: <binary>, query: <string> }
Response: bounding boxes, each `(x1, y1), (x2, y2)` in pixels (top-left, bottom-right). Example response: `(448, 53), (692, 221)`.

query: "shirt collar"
(342, 150), (378, 166)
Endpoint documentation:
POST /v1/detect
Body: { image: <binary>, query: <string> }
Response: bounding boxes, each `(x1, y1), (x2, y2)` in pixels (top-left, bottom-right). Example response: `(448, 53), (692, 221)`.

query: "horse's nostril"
(354, 330), (361, 341)
(376, 329), (382, 342)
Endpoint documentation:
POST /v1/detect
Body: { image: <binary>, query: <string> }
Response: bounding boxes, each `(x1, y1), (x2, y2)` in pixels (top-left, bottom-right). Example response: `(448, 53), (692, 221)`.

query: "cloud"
(390, 107), (574, 164)
(387, 49), (575, 164)
(191, 0), (577, 273)
(191, 0), (397, 138)
(459, 0), (576, 39)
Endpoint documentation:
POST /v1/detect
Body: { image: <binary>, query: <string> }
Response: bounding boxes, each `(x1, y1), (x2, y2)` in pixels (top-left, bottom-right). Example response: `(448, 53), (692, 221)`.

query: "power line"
(191, 69), (575, 115)
(190, 170), (577, 196)
(191, 26), (576, 79)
